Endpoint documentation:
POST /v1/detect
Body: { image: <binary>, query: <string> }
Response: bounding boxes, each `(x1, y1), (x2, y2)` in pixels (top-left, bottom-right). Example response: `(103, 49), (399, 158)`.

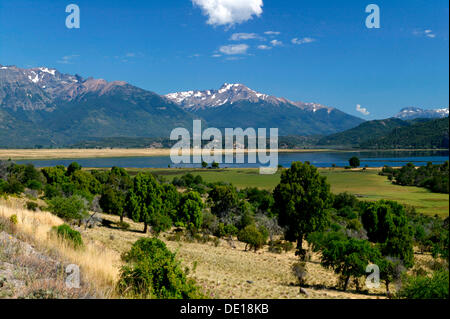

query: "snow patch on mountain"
(165, 83), (333, 113)
(394, 107), (449, 120)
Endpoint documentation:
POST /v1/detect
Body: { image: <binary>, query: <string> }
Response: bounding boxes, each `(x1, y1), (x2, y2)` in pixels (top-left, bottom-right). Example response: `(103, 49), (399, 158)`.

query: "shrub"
(269, 240), (294, 254)
(397, 270), (449, 299)
(117, 221), (130, 230)
(53, 224), (84, 248)
(9, 214), (18, 225)
(237, 224), (268, 252)
(47, 195), (88, 221)
(117, 238), (204, 299)
(26, 201), (38, 211)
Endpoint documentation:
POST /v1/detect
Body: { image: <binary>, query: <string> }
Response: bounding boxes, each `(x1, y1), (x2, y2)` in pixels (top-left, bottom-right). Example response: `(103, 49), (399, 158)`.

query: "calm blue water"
(15, 150), (449, 169)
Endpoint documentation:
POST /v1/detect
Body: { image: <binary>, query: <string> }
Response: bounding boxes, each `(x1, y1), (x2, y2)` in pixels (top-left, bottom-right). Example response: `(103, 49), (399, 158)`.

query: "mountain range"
(1, 64), (448, 149)
(0, 64), (363, 148)
(394, 107), (449, 120)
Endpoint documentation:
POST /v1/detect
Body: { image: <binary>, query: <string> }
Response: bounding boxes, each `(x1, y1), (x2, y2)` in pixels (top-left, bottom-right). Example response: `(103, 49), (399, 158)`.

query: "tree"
(237, 224), (268, 252)
(361, 200), (414, 268)
(320, 237), (381, 291)
(67, 162), (82, 176)
(48, 195), (88, 221)
(377, 256), (405, 297)
(126, 173), (165, 233)
(177, 191), (204, 229)
(201, 161), (208, 169)
(273, 162), (332, 257)
(349, 157), (360, 169)
(100, 167), (132, 222)
(208, 185), (239, 218)
(211, 161), (219, 169)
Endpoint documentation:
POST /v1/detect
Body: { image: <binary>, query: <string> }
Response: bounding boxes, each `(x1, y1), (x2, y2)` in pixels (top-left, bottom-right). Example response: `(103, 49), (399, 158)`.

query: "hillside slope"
(361, 117), (449, 149)
(317, 118), (410, 147)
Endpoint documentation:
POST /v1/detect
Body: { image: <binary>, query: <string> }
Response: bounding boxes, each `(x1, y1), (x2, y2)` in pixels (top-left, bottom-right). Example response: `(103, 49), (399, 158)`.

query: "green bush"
(9, 214), (18, 225)
(118, 238), (204, 299)
(47, 195), (88, 221)
(26, 201), (38, 211)
(237, 224), (268, 252)
(53, 224), (84, 248)
(397, 270), (449, 299)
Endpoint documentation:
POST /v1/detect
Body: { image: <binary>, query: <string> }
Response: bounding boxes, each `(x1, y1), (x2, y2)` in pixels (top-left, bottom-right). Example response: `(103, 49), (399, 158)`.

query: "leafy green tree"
(41, 166), (68, 186)
(273, 162), (333, 257)
(237, 224), (269, 252)
(161, 183), (180, 221)
(349, 157), (361, 168)
(70, 170), (102, 196)
(376, 256), (405, 297)
(201, 161), (208, 168)
(118, 238), (203, 299)
(177, 191), (204, 229)
(211, 161), (219, 169)
(208, 185), (239, 218)
(320, 237), (381, 291)
(361, 200), (414, 268)
(67, 162), (82, 176)
(126, 173), (165, 233)
(99, 167), (132, 222)
(397, 270), (449, 299)
(48, 195), (88, 221)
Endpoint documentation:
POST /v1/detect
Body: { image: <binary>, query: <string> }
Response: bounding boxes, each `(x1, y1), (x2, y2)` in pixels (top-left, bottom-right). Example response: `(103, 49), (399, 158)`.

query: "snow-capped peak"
(395, 107), (449, 120)
(165, 83), (334, 113)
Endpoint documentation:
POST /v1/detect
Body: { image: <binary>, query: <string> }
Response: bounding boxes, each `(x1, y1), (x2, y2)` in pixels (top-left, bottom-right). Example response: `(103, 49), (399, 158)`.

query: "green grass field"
(137, 168), (449, 218)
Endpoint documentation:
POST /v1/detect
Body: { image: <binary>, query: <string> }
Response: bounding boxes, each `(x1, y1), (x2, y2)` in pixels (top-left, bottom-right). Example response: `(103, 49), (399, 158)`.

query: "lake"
(15, 150), (449, 169)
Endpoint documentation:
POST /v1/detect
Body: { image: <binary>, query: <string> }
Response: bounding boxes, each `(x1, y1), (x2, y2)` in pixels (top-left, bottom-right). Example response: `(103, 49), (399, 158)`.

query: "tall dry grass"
(0, 198), (120, 298)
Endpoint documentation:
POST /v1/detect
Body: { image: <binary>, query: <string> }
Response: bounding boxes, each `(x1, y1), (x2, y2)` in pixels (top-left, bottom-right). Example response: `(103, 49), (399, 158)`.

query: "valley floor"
(1, 148), (445, 160)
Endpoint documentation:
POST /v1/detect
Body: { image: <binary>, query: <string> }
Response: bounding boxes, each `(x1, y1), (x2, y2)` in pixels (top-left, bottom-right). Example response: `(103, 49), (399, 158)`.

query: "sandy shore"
(0, 148), (446, 160)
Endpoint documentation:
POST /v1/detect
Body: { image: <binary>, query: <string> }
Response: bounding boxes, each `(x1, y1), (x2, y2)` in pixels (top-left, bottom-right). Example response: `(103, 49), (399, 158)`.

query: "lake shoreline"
(1, 148), (448, 160)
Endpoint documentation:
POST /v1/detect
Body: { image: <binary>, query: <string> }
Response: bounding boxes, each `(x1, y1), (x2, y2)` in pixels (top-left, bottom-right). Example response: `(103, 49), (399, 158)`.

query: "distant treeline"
(67, 135), (320, 149)
(380, 161), (449, 194)
(318, 117), (449, 149)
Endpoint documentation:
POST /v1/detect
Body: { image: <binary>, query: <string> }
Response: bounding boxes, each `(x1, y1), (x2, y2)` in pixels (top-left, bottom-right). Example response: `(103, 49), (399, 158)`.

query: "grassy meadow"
(123, 168), (449, 218)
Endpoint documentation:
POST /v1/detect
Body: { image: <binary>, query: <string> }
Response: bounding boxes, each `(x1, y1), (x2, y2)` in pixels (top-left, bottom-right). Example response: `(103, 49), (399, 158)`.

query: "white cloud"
(230, 33), (260, 41)
(219, 44), (249, 55)
(212, 54), (222, 58)
(125, 52), (136, 57)
(413, 29), (436, 38)
(57, 54), (79, 64)
(257, 45), (272, 50)
(356, 104), (370, 116)
(264, 31), (280, 35)
(192, 0), (263, 27)
(291, 37), (315, 45)
(270, 39), (283, 47)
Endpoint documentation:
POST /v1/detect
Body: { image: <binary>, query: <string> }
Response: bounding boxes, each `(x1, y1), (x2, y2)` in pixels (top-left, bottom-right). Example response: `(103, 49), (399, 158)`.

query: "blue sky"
(0, 0), (448, 119)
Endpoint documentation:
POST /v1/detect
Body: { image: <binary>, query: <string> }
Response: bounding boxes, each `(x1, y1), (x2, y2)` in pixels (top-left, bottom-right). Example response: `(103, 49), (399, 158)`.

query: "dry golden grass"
(0, 198), (120, 297)
(1, 197), (439, 299)
(82, 213), (392, 299)
(0, 148), (363, 160)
